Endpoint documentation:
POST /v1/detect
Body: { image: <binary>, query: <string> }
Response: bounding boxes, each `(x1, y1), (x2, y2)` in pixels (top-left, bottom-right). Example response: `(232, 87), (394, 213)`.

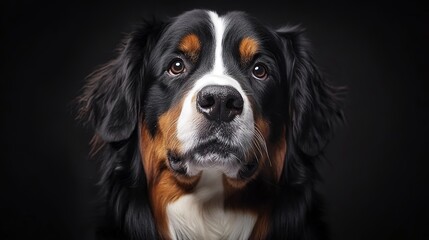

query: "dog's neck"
(166, 170), (257, 239)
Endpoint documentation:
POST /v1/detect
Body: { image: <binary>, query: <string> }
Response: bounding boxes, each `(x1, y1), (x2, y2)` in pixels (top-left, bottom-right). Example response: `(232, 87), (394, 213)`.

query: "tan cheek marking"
(140, 123), (176, 239)
(239, 37), (259, 64)
(250, 213), (270, 240)
(270, 127), (287, 182)
(179, 34), (201, 61)
(255, 116), (270, 142)
(139, 102), (200, 239)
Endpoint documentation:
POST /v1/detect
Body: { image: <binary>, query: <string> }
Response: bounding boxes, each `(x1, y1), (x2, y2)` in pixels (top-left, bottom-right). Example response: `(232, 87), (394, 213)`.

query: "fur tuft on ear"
(277, 26), (344, 156)
(78, 41), (139, 142)
(78, 20), (164, 143)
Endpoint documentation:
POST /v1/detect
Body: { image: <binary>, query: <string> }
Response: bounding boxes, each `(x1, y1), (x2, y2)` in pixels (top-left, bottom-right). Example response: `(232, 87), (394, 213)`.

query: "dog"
(78, 9), (343, 240)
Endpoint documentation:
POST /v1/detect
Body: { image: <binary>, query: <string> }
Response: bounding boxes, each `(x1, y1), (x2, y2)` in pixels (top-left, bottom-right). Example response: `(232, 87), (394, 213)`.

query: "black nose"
(196, 85), (244, 122)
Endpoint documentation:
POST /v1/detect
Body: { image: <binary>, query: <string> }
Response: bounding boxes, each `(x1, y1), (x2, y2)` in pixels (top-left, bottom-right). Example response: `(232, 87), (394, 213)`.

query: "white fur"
(169, 12), (258, 238)
(176, 11), (255, 177)
(167, 170), (257, 239)
(177, 74), (254, 153)
(208, 11), (226, 75)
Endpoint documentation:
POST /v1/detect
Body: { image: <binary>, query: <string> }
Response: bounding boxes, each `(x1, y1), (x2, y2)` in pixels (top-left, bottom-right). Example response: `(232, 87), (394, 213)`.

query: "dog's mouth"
(167, 138), (258, 179)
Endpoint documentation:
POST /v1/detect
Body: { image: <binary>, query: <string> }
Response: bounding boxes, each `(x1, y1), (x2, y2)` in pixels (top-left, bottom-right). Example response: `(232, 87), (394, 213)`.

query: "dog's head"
(79, 9), (342, 238)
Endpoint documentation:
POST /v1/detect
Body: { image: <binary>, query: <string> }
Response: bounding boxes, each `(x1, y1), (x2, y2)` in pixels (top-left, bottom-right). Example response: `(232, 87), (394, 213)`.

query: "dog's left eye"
(252, 63), (268, 80)
(168, 58), (186, 75)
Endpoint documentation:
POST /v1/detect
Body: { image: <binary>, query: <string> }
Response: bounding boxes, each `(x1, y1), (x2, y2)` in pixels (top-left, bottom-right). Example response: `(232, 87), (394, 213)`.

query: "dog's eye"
(252, 63), (268, 80)
(168, 58), (186, 75)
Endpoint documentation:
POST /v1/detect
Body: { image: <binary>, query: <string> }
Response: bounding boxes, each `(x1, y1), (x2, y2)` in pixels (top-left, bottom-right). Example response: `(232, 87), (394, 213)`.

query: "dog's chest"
(166, 170), (257, 240)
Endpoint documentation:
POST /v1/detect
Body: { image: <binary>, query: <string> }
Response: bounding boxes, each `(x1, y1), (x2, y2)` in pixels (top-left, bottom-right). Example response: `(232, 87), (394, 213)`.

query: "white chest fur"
(166, 170), (257, 240)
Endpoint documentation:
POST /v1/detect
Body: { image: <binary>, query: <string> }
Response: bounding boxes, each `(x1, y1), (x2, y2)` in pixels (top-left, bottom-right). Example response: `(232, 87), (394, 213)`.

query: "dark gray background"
(2, 1), (428, 239)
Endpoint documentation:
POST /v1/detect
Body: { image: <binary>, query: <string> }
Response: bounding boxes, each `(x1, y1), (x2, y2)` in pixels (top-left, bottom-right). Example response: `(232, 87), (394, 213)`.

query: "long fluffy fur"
(78, 11), (343, 240)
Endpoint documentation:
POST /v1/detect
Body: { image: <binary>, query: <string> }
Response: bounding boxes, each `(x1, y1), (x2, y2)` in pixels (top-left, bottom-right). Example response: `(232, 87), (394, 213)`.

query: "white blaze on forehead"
(208, 11), (226, 74)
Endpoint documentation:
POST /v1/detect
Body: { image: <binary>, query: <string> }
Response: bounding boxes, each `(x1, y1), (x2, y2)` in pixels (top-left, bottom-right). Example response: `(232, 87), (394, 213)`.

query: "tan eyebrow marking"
(179, 34), (201, 61)
(239, 37), (259, 64)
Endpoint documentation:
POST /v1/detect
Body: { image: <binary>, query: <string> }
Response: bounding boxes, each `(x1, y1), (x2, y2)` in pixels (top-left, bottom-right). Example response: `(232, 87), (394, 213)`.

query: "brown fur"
(139, 103), (201, 239)
(179, 34), (201, 62)
(270, 127), (287, 181)
(139, 98), (286, 239)
(249, 212), (270, 240)
(239, 37), (259, 64)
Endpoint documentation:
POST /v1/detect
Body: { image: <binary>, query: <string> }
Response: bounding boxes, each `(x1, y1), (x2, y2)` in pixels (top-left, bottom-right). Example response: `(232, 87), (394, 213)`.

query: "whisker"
(254, 126), (271, 167)
(250, 138), (261, 163)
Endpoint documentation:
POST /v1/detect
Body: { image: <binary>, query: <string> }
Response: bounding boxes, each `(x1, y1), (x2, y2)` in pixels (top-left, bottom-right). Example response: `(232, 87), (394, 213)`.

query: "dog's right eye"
(168, 58), (186, 75)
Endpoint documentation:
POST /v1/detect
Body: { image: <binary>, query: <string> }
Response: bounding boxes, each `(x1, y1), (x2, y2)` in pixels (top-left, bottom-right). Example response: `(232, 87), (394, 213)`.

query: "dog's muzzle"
(175, 75), (256, 179)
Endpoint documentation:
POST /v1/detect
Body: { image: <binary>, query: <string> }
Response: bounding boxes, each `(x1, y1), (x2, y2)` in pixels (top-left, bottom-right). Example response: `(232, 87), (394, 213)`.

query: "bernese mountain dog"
(78, 9), (343, 240)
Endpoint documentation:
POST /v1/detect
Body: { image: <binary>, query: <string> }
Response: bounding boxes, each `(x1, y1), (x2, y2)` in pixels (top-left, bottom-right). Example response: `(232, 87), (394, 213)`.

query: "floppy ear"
(267, 27), (343, 239)
(277, 26), (344, 156)
(78, 22), (162, 142)
(77, 21), (166, 239)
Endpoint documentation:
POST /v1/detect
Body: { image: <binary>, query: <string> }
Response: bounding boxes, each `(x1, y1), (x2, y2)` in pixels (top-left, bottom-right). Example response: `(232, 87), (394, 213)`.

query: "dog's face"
(140, 11), (286, 186)
(79, 9), (342, 239)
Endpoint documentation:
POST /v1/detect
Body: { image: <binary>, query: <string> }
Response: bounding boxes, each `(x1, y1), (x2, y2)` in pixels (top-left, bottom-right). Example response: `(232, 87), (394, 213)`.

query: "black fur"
(268, 27), (343, 239)
(79, 19), (166, 239)
(78, 10), (343, 240)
